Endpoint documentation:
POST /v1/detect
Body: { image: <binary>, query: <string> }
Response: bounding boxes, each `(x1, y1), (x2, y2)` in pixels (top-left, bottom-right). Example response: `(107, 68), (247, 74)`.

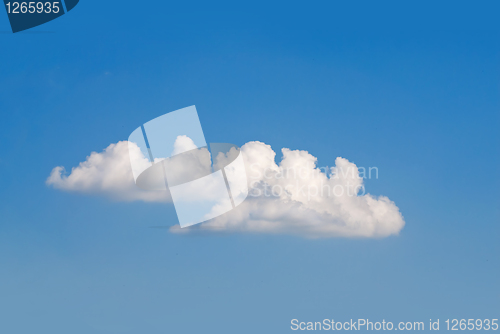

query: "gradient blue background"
(0, 1), (499, 333)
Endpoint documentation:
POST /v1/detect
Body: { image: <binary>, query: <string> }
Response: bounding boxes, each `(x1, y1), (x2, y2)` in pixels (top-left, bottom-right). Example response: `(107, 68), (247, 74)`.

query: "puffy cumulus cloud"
(47, 140), (405, 238)
(46, 141), (170, 202)
(171, 135), (198, 156)
(171, 141), (405, 238)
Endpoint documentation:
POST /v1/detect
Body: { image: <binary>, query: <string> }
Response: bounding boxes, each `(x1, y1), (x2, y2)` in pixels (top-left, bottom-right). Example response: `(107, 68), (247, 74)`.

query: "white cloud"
(46, 141), (170, 202)
(47, 140), (405, 238)
(171, 135), (198, 156)
(172, 141), (405, 238)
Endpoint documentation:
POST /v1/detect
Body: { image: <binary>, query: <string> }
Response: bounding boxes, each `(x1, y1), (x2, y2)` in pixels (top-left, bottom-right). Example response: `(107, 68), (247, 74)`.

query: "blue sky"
(0, 1), (499, 333)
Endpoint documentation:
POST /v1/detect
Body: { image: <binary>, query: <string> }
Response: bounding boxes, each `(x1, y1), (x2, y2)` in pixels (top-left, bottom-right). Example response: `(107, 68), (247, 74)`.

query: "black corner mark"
(3, 0), (79, 33)
(64, 0), (78, 12)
